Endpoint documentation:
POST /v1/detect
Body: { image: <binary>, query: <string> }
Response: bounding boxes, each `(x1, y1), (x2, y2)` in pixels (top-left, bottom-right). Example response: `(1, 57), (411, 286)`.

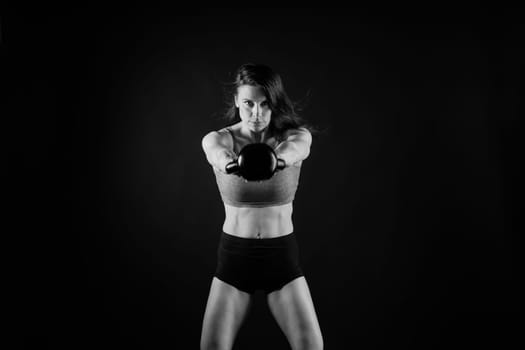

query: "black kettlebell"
(238, 143), (277, 181)
(225, 143), (285, 181)
(226, 142), (285, 181)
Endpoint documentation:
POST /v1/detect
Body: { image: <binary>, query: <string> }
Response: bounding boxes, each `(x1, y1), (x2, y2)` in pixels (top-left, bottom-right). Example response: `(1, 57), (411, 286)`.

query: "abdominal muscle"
(222, 202), (294, 239)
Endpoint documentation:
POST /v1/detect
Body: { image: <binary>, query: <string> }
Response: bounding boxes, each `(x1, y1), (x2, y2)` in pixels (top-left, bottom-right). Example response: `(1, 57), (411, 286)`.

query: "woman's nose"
(252, 105), (261, 117)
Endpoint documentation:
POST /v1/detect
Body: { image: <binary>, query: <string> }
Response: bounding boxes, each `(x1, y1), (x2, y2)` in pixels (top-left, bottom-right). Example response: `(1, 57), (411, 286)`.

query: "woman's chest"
(232, 137), (281, 155)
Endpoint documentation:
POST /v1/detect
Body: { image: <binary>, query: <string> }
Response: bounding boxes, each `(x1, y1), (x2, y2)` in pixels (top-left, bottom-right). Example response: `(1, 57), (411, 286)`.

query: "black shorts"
(214, 231), (304, 295)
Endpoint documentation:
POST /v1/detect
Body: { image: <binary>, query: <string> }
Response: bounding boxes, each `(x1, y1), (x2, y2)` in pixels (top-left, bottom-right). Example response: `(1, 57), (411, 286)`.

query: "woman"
(200, 63), (323, 350)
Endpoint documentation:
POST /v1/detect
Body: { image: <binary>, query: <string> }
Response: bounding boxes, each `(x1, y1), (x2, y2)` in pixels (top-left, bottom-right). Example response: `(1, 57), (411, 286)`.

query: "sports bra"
(212, 128), (302, 208)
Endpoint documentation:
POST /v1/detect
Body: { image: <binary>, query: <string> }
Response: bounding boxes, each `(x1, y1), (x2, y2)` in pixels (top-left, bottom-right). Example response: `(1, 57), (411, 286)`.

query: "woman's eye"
(244, 101), (253, 107)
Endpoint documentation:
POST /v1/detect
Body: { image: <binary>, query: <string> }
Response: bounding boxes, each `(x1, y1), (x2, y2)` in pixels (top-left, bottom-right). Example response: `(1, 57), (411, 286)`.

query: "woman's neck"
(240, 125), (272, 143)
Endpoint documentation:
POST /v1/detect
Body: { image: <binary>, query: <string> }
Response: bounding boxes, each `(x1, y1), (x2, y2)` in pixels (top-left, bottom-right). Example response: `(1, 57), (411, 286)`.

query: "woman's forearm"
(274, 141), (309, 167)
(214, 148), (237, 172)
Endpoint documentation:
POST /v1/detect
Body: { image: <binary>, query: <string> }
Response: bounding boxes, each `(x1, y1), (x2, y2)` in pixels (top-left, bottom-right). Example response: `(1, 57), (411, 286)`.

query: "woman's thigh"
(200, 277), (253, 350)
(267, 276), (323, 349)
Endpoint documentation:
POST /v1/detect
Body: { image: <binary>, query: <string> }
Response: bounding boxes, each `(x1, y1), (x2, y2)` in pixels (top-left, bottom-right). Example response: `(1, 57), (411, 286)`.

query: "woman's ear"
(234, 95), (239, 108)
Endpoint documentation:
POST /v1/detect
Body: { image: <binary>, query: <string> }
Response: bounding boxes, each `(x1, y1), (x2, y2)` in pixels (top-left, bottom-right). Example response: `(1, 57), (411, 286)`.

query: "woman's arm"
(274, 127), (312, 167)
(201, 131), (237, 173)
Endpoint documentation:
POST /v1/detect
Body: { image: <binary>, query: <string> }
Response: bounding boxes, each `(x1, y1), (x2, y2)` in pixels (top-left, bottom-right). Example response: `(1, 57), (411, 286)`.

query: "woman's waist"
(223, 203), (293, 238)
(224, 202), (293, 218)
(219, 230), (298, 251)
(222, 224), (294, 239)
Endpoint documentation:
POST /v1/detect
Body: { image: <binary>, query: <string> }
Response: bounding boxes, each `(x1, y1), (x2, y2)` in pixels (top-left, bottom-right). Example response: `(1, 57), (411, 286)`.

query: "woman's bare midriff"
(222, 202), (294, 239)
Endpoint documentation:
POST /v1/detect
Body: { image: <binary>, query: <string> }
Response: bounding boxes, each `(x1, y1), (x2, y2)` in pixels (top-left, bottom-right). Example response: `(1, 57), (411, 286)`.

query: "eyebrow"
(242, 98), (267, 102)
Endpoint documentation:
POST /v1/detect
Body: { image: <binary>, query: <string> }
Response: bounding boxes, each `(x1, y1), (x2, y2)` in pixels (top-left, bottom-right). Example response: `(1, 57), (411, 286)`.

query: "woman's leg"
(267, 276), (323, 350)
(200, 277), (253, 350)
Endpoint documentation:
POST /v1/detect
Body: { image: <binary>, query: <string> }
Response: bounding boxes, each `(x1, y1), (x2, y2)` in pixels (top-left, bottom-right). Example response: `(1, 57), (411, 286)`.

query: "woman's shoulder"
(218, 125), (235, 133)
(208, 125), (236, 151)
(217, 126), (236, 145)
(278, 127), (312, 146)
(202, 125), (236, 150)
(282, 126), (311, 138)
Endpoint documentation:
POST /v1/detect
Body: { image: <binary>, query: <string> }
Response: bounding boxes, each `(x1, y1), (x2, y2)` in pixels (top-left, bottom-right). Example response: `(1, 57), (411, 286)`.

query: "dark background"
(6, 6), (522, 349)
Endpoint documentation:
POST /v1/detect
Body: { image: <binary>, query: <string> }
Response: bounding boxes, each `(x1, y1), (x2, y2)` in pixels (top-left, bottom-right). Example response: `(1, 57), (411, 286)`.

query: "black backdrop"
(7, 6), (522, 349)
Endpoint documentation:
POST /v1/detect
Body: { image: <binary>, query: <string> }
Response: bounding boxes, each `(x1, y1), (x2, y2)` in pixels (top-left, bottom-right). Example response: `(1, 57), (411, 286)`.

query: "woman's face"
(234, 84), (272, 133)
